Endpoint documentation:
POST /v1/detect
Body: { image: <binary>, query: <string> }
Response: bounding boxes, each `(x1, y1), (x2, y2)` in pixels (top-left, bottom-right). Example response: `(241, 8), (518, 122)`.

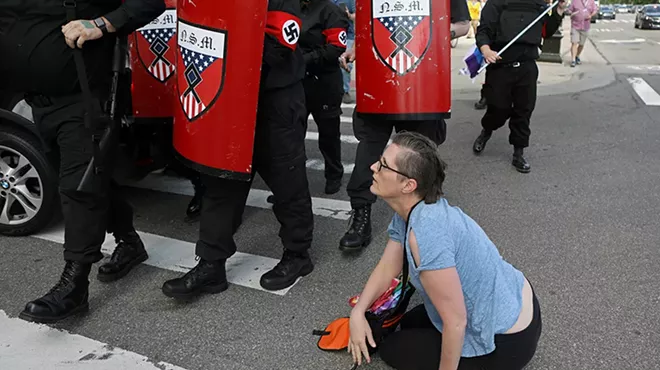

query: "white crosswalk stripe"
(0, 310), (188, 370)
(598, 19), (633, 23)
(627, 77), (660, 106)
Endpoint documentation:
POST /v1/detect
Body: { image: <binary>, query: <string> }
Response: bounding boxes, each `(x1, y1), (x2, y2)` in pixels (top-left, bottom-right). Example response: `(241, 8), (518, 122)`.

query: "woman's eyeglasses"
(377, 158), (412, 179)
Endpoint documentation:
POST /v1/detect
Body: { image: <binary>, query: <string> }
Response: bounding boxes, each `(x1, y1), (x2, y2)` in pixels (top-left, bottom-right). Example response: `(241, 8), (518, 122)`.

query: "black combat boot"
(474, 95), (487, 110)
(19, 261), (91, 323)
(161, 258), (228, 299)
(472, 129), (492, 154)
(97, 232), (148, 283)
(512, 147), (531, 173)
(339, 205), (372, 252)
(260, 250), (314, 291)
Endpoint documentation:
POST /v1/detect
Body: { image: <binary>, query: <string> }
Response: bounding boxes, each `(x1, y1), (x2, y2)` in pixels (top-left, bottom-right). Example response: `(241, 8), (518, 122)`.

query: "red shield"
(176, 20), (227, 121)
(371, 0), (432, 75)
(135, 8), (177, 82)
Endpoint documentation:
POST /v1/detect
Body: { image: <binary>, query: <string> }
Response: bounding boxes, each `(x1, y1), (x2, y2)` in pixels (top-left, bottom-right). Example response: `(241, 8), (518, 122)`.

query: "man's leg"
(161, 173), (252, 299)
(576, 31), (588, 63)
(341, 111), (394, 251)
(314, 113), (344, 193)
(509, 62), (539, 173)
(570, 28), (580, 67)
(473, 65), (513, 154)
(310, 72), (345, 194)
(254, 83), (314, 291)
(19, 94), (139, 323)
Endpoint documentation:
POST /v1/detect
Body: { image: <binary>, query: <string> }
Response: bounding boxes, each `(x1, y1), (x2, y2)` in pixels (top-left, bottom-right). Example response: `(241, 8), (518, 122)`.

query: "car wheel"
(0, 126), (59, 236)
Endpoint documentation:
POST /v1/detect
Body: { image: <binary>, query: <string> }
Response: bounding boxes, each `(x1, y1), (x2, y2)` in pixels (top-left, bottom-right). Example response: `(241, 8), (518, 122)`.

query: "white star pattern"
(180, 47), (218, 74)
(379, 16), (423, 32)
(140, 28), (176, 44)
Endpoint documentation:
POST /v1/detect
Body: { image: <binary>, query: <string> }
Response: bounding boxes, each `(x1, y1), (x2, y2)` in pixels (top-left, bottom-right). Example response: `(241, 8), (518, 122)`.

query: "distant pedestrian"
(568, 0), (598, 67)
(467, 0), (482, 38)
(335, 0), (356, 104)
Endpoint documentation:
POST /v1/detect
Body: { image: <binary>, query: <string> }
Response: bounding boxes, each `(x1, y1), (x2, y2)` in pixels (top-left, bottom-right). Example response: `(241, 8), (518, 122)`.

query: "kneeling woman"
(348, 132), (541, 370)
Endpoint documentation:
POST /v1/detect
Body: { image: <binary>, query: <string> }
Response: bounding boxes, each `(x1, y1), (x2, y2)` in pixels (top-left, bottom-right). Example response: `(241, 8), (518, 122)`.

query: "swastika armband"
(322, 28), (348, 48)
(266, 11), (302, 50)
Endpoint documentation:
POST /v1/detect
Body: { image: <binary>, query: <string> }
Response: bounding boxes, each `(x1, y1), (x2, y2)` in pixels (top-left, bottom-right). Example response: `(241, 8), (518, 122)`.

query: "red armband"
(265, 11), (301, 50)
(322, 27), (348, 48)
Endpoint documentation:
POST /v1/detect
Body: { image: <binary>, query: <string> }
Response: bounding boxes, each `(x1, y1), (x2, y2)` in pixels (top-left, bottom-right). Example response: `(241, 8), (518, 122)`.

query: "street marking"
(600, 19), (632, 23)
(341, 103), (356, 109)
(305, 131), (359, 144)
(123, 173), (353, 220)
(598, 38), (645, 44)
(309, 116), (352, 124)
(591, 28), (623, 32)
(33, 225), (302, 296)
(624, 65), (660, 72)
(0, 310), (187, 370)
(306, 158), (355, 174)
(627, 77), (660, 106)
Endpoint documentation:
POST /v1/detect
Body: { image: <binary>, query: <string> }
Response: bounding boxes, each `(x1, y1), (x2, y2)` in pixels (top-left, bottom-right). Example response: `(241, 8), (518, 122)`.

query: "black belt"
(488, 60), (534, 69)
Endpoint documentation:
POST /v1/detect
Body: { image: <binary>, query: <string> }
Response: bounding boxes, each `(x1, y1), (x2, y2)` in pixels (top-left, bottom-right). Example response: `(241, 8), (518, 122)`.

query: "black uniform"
(473, 0), (563, 172)
(0, 0), (165, 323)
(300, 0), (349, 194)
(161, 0), (315, 298)
(339, 0), (470, 251)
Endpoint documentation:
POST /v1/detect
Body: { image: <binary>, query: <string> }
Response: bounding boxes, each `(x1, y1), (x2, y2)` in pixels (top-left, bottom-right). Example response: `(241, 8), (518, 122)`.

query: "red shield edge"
(371, 0), (433, 76)
(135, 8), (178, 83)
(176, 19), (228, 122)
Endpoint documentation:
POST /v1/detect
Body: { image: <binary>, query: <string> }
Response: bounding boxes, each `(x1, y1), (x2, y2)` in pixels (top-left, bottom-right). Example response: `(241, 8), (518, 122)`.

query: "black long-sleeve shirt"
(299, 0), (349, 77)
(476, 0), (563, 63)
(261, 0), (306, 91)
(0, 0), (165, 95)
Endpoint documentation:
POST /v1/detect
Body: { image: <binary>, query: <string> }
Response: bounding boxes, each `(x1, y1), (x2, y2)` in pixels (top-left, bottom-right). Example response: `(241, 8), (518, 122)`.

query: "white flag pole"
(476, 1), (560, 75)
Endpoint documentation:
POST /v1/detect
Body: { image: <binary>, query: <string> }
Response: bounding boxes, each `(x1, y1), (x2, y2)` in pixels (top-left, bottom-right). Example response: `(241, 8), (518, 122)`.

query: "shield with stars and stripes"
(372, 0), (432, 75)
(176, 20), (227, 121)
(135, 9), (177, 82)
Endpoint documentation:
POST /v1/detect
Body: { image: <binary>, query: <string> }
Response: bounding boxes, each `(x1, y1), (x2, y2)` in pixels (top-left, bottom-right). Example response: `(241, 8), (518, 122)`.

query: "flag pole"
(476, 0), (561, 75)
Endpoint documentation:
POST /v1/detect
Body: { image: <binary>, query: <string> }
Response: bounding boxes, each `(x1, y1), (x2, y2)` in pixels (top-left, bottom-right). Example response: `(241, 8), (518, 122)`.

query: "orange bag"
(313, 317), (351, 351)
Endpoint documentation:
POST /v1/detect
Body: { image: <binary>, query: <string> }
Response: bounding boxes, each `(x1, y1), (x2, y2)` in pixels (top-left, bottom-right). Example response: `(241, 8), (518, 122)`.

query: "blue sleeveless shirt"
(387, 198), (525, 357)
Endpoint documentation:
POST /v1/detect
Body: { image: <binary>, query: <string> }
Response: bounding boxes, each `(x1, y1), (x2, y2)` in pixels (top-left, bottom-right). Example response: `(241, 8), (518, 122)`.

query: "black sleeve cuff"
(104, 8), (130, 31)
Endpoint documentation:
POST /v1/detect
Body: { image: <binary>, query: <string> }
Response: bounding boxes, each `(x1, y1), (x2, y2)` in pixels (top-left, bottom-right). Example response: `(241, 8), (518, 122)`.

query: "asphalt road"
(588, 13), (660, 67)
(2, 19), (660, 370)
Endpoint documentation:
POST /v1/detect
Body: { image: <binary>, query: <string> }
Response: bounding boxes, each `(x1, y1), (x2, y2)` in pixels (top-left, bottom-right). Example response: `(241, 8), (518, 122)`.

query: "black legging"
(379, 292), (542, 370)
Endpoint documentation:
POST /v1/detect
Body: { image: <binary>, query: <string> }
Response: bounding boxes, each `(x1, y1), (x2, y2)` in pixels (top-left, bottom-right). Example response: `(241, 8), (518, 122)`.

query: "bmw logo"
(0, 180), (9, 190)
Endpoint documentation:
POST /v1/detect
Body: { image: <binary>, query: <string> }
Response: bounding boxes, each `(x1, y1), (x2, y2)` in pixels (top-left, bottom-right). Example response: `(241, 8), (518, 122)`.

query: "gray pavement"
(2, 13), (660, 370)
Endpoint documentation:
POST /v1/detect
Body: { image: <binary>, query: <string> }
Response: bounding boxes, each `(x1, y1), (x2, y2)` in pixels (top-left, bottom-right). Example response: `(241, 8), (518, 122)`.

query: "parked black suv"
(0, 91), (59, 236)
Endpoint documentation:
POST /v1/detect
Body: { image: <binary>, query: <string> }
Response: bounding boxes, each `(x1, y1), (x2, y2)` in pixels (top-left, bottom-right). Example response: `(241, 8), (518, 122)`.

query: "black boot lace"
(48, 262), (78, 295)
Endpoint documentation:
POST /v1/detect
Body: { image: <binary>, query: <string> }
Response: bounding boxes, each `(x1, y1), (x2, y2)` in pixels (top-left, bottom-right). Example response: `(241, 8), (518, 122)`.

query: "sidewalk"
(348, 17), (615, 101)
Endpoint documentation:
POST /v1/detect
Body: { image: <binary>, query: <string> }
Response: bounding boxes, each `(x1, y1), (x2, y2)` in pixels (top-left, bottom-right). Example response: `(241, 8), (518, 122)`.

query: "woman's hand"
(348, 310), (377, 366)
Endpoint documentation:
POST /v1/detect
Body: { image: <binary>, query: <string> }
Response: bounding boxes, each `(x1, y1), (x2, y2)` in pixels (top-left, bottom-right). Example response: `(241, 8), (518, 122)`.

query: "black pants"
(346, 112), (446, 208)
(195, 82), (314, 261)
(481, 61), (538, 149)
(303, 72), (344, 182)
(26, 93), (136, 264)
(380, 293), (542, 370)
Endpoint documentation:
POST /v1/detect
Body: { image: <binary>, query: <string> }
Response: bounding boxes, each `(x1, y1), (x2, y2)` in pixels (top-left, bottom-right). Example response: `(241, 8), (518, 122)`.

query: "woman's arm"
(409, 229), (467, 370)
(349, 238), (405, 366)
(351, 238), (405, 314)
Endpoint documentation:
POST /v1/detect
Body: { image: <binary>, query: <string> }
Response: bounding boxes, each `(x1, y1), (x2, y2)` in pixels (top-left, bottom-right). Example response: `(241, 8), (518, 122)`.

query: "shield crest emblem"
(372, 0), (432, 75)
(176, 20), (227, 121)
(135, 9), (177, 82)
